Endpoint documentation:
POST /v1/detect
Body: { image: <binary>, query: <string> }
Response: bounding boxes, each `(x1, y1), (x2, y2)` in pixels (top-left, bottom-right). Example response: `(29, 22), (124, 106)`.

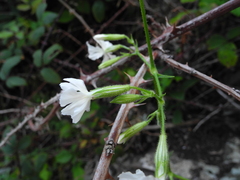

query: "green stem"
(138, 0), (155, 72)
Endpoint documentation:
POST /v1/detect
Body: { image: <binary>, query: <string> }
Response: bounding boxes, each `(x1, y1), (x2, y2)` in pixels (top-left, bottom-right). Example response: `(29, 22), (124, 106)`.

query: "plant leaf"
(6, 76), (27, 88)
(55, 150), (72, 164)
(0, 31), (14, 39)
(28, 26), (45, 45)
(42, 12), (58, 25)
(217, 43), (238, 68)
(0, 55), (21, 80)
(40, 67), (61, 84)
(206, 34), (227, 50)
(43, 44), (62, 65)
(33, 49), (43, 67)
(92, 0), (105, 23)
(36, 3), (47, 21)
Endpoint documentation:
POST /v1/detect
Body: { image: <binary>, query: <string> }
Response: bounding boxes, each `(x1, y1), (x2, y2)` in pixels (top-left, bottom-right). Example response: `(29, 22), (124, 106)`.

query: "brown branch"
(83, 0), (240, 84)
(96, 2), (130, 34)
(28, 102), (60, 131)
(93, 62), (148, 180)
(151, 0), (240, 48)
(0, 94), (60, 148)
(157, 52), (240, 101)
(58, 0), (94, 36)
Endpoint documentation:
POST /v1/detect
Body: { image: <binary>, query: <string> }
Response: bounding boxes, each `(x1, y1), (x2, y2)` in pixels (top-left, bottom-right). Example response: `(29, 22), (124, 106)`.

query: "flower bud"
(91, 85), (131, 99)
(117, 119), (151, 144)
(155, 134), (169, 179)
(105, 44), (129, 53)
(94, 34), (127, 41)
(110, 94), (144, 104)
(98, 56), (123, 69)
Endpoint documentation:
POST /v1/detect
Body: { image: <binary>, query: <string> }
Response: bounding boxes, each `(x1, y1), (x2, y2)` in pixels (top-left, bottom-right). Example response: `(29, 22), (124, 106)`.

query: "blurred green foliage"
(0, 0), (240, 179)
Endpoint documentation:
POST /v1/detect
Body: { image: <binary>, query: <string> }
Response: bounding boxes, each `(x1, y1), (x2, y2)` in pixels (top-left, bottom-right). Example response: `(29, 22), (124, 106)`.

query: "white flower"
(118, 169), (160, 180)
(59, 78), (93, 123)
(86, 40), (116, 62)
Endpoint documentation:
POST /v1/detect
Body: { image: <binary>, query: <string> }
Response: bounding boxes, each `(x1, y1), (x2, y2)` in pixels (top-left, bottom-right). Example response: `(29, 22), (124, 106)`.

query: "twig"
(0, 92), (33, 105)
(0, 108), (28, 114)
(159, 54), (240, 102)
(58, 0), (94, 36)
(28, 102), (60, 131)
(151, 0), (240, 48)
(0, 94), (60, 148)
(193, 105), (223, 132)
(93, 62), (148, 180)
(82, 0), (240, 85)
(96, 2), (130, 34)
(216, 89), (240, 109)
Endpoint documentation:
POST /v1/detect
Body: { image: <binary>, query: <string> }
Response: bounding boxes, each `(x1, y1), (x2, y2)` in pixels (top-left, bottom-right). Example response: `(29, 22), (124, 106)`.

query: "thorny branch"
(158, 52), (240, 102)
(93, 62), (148, 180)
(58, 0), (94, 36)
(1, 0), (240, 177)
(0, 94), (60, 148)
(84, 0), (240, 84)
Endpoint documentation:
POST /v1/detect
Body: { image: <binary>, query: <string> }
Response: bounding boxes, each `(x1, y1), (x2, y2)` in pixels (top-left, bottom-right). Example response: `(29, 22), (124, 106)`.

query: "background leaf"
(42, 12), (58, 25)
(55, 150), (72, 164)
(217, 43), (238, 68)
(33, 49), (43, 67)
(0, 31), (14, 39)
(6, 76), (27, 88)
(43, 44), (62, 65)
(36, 3), (47, 21)
(40, 67), (61, 84)
(92, 0), (105, 23)
(0, 55), (21, 80)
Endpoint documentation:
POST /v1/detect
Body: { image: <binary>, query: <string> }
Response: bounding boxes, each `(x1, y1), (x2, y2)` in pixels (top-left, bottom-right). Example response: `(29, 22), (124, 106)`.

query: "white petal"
(71, 109), (85, 123)
(97, 40), (113, 50)
(93, 34), (106, 41)
(86, 41), (104, 60)
(102, 53), (116, 62)
(63, 78), (89, 93)
(59, 90), (86, 107)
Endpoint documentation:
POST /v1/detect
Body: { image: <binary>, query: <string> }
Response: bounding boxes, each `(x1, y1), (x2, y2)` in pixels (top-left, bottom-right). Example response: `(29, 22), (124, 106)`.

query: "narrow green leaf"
(36, 3), (47, 21)
(0, 31), (14, 39)
(55, 150), (72, 164)
(40, 164), (52, 180)
(33, 49), (43, 67)
(206, 34), (227, 50)
(1, 127), (17, 155)
(18, 136), (31, 150)
(72, 164), (84, 179)
(111, 94), (144, 104)
(43, 44), (62, 65)
(58, 10), (75, 23)
(217, 43), (238, 68)
(92, 0), (105, 23)
(42, 12), (58, 25)
(34, 153), (48, 172)
(6, 76), (27, 88)
(0, 55), (21, 80)
(226, 27), (240, 40)
(172, 110), (183, 124)
(157, 74), (175, 79)
(0, 49), (12, 60)
(40, 67), (61, 84)
(28, 26), (45, 44)
(231, 7), (240, 17)
(76, 0), (91, 14)
(180, 0), (195, 3)
(17, 4), (31, 11)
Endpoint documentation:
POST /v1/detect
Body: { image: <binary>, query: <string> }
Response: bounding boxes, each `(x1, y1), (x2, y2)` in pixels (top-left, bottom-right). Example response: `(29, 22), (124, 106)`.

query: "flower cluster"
(86, 34), (133, 69)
